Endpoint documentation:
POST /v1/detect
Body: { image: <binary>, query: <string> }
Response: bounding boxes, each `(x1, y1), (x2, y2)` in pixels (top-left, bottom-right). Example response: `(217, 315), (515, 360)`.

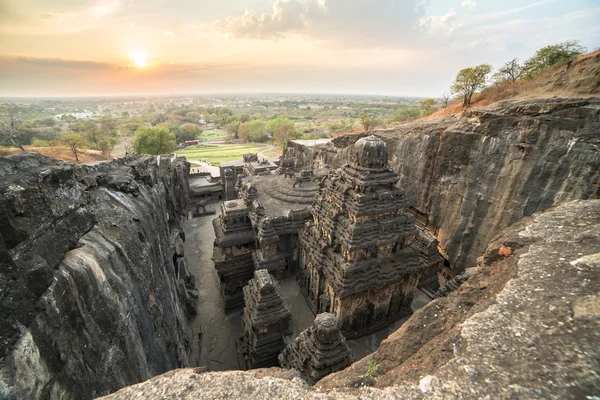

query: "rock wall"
(288, 98), (600, 270)
(0, 153), (193, 399)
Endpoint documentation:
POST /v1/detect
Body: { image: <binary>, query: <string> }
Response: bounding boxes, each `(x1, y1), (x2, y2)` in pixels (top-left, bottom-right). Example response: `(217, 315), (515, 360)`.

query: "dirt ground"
(0, 146), (108, 163)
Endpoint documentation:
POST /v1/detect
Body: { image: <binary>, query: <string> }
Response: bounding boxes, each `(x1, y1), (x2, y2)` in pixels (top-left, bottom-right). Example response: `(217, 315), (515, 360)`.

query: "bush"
(31, 138), (50, 147)
(133, 126), (177, 155)
(523, 40), (586, 79)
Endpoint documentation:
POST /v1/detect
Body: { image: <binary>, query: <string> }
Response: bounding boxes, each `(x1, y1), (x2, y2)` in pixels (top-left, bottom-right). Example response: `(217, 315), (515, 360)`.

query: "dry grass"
(1, 146), (109, 163)
(427, 50), (600, 119)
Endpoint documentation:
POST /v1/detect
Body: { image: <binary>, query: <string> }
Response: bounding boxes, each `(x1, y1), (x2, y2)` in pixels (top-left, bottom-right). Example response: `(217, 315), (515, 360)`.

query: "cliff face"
(291, 98), (600, 270)
(0, 153), (193, 399)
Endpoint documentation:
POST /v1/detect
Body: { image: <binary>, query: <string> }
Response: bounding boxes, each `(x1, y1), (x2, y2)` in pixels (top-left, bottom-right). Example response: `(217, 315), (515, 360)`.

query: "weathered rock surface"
(289, 98), (600, 271)
(100, 199), (600, 399)
(319, 199), (600, 397)
(0, 152), (193, 399)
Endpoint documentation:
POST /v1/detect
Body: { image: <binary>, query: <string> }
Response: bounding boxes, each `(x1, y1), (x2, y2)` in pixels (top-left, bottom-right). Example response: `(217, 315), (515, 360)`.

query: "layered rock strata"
(298, 136), (431, 337)
(0, 153), (194, 399)
(240, 269), (292, 369)
(279, 313), (353, 384)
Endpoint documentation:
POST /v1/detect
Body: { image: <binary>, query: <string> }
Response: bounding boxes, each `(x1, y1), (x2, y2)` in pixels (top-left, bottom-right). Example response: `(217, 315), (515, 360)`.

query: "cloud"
(90, 0), (122, 18)
(419, 9), (462, 36)
(14, 57), (115, 70)
(164, 30), (175, 36)
(219, 0), (307, 39)
(215, 0), (426, 47)
(461, 1), (476, 8)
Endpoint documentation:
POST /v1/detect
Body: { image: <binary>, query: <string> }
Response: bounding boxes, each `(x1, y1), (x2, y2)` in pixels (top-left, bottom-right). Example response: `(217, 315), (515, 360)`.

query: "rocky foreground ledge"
(100, 199), (600, 399)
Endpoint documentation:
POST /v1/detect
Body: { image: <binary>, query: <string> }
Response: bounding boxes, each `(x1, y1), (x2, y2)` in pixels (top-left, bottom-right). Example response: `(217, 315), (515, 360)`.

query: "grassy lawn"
(196, 129), (228, 141)
(176, 143), (267, 165)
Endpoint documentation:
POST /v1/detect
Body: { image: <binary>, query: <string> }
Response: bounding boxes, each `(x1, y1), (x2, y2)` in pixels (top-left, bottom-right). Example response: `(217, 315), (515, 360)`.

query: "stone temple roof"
(243, 269), (291, 328)
(349, 135), (388, 168)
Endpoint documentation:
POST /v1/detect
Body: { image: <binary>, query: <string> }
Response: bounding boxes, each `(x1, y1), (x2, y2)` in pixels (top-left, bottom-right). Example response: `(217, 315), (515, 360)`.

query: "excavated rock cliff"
(100, 199), (600, 399)
(0, 153), (193, 399)
(289, 97), (600, 270)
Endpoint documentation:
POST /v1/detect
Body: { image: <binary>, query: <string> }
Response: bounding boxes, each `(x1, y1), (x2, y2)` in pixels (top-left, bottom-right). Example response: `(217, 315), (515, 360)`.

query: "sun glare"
(130, 51), (148, 68)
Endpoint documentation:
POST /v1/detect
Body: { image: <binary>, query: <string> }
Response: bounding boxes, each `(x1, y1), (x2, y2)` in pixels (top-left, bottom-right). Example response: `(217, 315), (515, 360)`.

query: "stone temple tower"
(298, 135), (425, 337)
(279, 313), (353, 384)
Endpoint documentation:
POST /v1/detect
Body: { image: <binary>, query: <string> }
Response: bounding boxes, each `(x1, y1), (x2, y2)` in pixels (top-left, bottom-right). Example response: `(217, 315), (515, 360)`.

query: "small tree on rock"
(442, 92), (451, 108)
(451, 64), (492, 108)
(0, 106), (26, 151)
(419, 98), (437, 116)
(492, 58), (524, 84)
(60, 132), (86, 161)
(358, 113), (375, 131)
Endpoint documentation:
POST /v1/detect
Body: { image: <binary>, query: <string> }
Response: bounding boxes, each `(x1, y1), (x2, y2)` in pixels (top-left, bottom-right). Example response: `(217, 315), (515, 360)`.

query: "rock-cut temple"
(298, 135), (428, 337)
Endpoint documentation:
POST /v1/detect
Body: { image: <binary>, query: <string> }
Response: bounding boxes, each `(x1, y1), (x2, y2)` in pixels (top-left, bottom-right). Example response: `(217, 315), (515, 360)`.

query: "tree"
(98, 137), (114, 157)
(226, 121), (241, 139)
(133, 126), (177, 155)
(177, 123), (202, 143)
(84, 121), (102, 145)
(247, 120), (268, 142)
(523, 40), (586, 79)
(389, 107), (420, 123)
(419, 98), (437, 116)
(492, 58), (524, 84)
(0, 105), (26, 151)
(451, 64), (492, 107)
(238, 122), (251, 142)
(60, 132), (86, 161)
(123, 141), (133, 155)
(239, 114), (251, 123)
(266, 117), (296, 148)
(358, 112), (375, 131)
(441, 92), (451, 108)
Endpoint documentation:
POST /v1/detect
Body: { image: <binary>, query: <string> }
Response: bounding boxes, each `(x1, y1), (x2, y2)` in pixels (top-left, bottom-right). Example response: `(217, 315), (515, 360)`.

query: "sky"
(0, 0), (598, 97)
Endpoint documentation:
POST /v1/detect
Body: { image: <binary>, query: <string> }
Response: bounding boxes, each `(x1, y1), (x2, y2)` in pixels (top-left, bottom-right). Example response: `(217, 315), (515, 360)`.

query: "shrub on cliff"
(451, 64), (492, 107)
(523, 40), (586, 79)
(133, 126), (177, 155)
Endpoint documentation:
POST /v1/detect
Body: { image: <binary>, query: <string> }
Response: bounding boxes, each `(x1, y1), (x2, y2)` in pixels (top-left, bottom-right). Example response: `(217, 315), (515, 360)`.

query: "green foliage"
(133, 126), (177, 155)
(358, 112), (375, 131)
(238, 120), (269, 142)
(419, 98), (437, 116)
(98, 137), (114, 157)
(356, 359), (381, 387)
(266, 117), (298, 148)
(31, 138), (50, 147)
(389, 107), (420, 123)
(492, 58), (524, 84)
(60, 132), (86, 161)
(523, 40), (586, 79)
(39, 117), (57, 127)
(451, 64), (492, 107)
(176, 123), (202, 143)
(226, 121), (241, 139)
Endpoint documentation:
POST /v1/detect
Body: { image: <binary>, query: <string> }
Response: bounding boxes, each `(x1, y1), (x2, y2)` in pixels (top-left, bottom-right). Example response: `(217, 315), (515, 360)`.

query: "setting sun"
(129, 51), (148, 68)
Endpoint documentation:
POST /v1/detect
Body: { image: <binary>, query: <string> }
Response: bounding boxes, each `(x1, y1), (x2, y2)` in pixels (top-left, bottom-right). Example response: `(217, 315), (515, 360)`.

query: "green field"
(176, 144), (266, 165)
(196, 129), (228, 141)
